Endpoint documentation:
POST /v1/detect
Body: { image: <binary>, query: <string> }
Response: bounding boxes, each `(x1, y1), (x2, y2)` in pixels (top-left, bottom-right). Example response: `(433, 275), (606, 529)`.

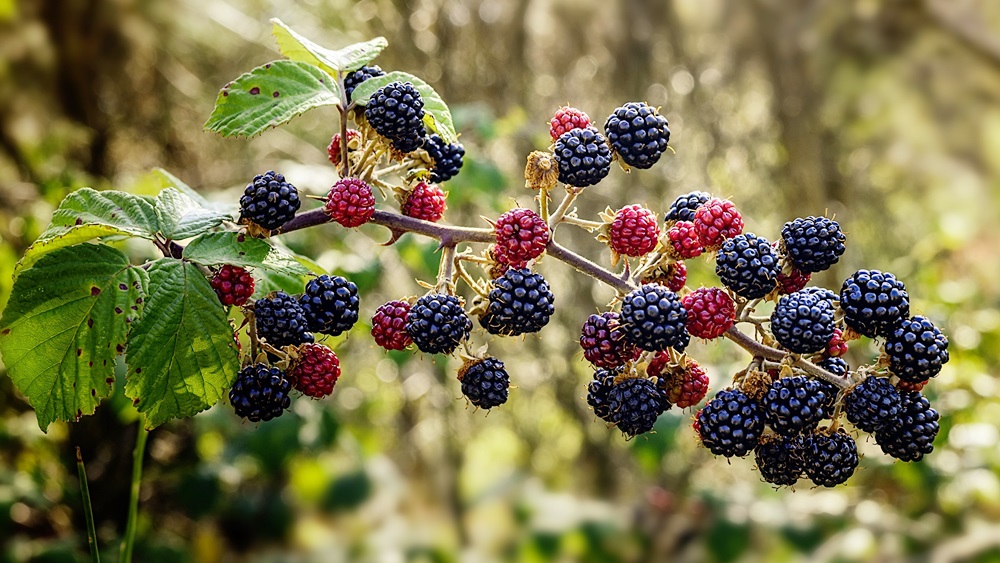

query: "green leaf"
(16, 224), (136, 275)
(49, 188), (160, 236)
(271, 18), (387, 74)
(183, 232), (311, 276)
(124, 259), (240, 429)
(349, 71), (458, 143)
(152, 169), (234, 215)
(253, 269), (311, 298)
(204, 60), (341, 138)
(155, 188), (231, 240)
(0, 245), (147, 432)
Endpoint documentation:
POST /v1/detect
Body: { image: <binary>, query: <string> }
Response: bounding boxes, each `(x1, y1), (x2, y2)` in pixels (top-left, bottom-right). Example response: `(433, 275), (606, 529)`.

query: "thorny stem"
(560, 215), (605, 231)
(436, 245), (457, 294)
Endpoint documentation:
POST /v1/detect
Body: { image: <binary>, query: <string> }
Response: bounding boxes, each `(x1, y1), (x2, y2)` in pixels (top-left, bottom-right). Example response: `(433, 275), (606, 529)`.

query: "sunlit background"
(2, 0), (1000, 561)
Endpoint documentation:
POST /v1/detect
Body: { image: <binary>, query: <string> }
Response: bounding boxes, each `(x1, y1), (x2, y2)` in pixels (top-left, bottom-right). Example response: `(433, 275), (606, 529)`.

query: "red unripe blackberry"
(693, 198), (743, 250)
(776, 268), (811, 295)
(290, 343), (341, 399)
(826, 328), (848, 357)
(549, 106), (591, 141)
(896, 379), (928, 393)
(580, 312), (640, 369)
(327, 129), (361, 166)
(325, 178), (375, 228)
(681, 287), (735, 340)
(665, 191), (711, 223)
(401, 182), (447, 223)
(885, 316), (949, 383)
(493, 208), (550, 268)
(553, 126), (612, 187)
(371, 300), (413, 351)
(666, 221), (703, 259)
(696, 388), (764, 457)
(875, 390), (939, 461)
(608, 204), (660, 257)
(604, 102), (671, 169)
(620, 284), (689, 352)
(755, 434), (804, 487)
(458, 356), (509, 409)
(801, 429), (859, 487)
(648, 353), (709, 408)
(211, 265), (254, 307)
(840, 269), (909, 338)
(639, 260), (687, 292)
(844, 376), (900, 433)
(229, 363), (292, 422)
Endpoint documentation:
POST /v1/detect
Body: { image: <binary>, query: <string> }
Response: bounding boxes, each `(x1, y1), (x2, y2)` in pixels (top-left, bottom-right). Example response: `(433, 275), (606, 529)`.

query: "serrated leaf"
(155, 188), (231, 240)
(204, 60), (341, 138)
(49, 188), (160, 236)
(124, 259), (240, 429)
(271, 18), (387, 74)
(349, 71), (457, 143)
(0, 245), (147, 432)
(16, 224), (136, 275)
(152, 168), (234, 214)
(183, 232), (310, 276)
(253, 269), (311, 298)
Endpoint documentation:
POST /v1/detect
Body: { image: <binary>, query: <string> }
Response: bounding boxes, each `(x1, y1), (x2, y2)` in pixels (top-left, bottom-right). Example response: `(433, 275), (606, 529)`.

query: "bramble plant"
(0, 20), (952, 552)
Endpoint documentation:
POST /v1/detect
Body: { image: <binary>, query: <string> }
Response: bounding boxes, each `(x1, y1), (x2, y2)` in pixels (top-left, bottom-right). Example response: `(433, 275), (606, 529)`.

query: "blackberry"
(818, 357), (849, 377)
(885, 316), (949, 383)
(619, 284), (689, 352)
(238, 171), (301, 231)
(343, 64), (385, 102)
(550, 106), (591, 140)
(458, 357), (509, 409)
(587, 368), (621, 423)
(406, 293), (472, 355)
(693, 198), (744, 250)
(254, 291), (314, 348)
(762, 376), (829, 436)
(371, 300), (413, 351)
(776, 268), (811, 295)
(844, 376), (900, 433)
(479, 268), (554, 336)
(696, 388), (764, 457)
(682, 287), (735, 340)
(290, 343), (341, 399)
(664, 191), (711, 223)
(607, 204), (660, 257)
(770, 290), (836, 354)
(801, 286), (839, 304)
(299, 275), (360, 336)
(649, 355), (709, 408)
(815, 379), (841, 415)
(364, 81), (426, 153)
(801, 429), (859, 487)
(422, 134), (465, 182)
(211, 265), (254, 307)
(608, 377), (668, 437)
(229, 363), (292, 422)
(553, 126), (612, 187)
(780, 216), (846, 274)
(580, 312), (641, 369)
(604, 102), (670, 169)
(754, 435), (804, 487)
(715, 233), (780, 299)
(875, 391), (939, 461)
(840, 269), (909, 337)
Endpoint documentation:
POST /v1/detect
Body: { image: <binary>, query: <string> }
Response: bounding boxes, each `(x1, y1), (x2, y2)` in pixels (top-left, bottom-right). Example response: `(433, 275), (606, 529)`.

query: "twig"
(76, 447), (101, 563)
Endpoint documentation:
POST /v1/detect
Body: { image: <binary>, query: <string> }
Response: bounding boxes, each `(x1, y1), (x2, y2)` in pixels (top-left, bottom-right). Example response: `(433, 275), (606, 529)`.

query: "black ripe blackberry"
(818, 357), (849, 377)
(715, 233), (780, 299)
(364, 81), (426, 153)
(299, 275), (360, 336)
(422, 134), (465, 183)
(755, 435), (804, 487)
(229, 363), (292, 422)
(801, 429), (859, 487)
(254, 291), (314, 348)
(762, 376), (829, 436)
(885, 316), (949, 383)
(553, 126), (612, 187)
(780, 216), (846, 274)
(619, 284), (689, 352)
(664, 191), (711, 223)
(770, 290), (836, 354)
(343, 64), (385, 102)
(238, 171), (301, 231)
(405, 293), (472, 355)
(608, 377), (668, 438)
(458, 357), (509, 409)
(875, 391), (939, 461)
(696, 388), (764, 457)
(801, 286), (838, 305)
(479, 268), (555, 336)
(844, 376), (901, 433)
(603, 102), (670, 169)
(840, 269), (909, 337)
(587, 368), (621, 423)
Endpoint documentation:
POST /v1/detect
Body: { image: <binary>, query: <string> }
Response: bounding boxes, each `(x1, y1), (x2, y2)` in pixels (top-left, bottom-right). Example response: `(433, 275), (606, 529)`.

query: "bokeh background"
(2, 0), (1000, 561)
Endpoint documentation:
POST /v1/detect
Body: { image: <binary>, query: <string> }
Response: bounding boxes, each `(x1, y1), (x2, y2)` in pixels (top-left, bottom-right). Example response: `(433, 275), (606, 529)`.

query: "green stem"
(119, 424), (149, 563)
(75, 447), (100, 563)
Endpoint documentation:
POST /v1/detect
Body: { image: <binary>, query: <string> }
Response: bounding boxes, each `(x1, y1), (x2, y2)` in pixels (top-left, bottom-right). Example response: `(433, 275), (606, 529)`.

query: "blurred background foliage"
(1, 0), (999, 561)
